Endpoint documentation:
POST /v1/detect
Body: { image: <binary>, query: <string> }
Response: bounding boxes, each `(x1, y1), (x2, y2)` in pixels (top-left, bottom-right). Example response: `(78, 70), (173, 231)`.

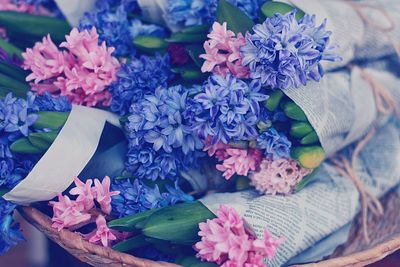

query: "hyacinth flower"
(50, 176), (121, 247)
(192, 74), (268, 145)
(108, 54), (172, 116)
(194, 205), (284, 266)
(200, 22), (249, 78)
(241, 10), (341, 90)
(250, 157), (311, 195)
(22, 27), (120, 107)
(123, 85), (203, 181)
(79, 0), (165, 57)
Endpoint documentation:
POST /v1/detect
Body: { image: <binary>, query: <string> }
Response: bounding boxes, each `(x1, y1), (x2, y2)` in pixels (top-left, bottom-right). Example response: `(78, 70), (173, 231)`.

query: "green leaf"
(290, 122), (314, 138)
(264, 90), (284, 111)
(216, 0), (254, 34)
(33, 111), (69, 130)
(167, 32), (208, 43)
(0, 62), (29, 82)
(28, 131), (58, 152)
(0, 187), (9, 197)
(260, 1), (305, 21)
(295, 169), (318, 192)
(181, 68), (208, 82)
(133, 36), (168, 54)
(0, 11), (71, 43)
(108, 207), (161, 231)
(112, 235), (148, 252)
(181, 25), (210, 34)
(283, 101), (308, 121)
(142, 201), (216, 244)
(0, 73), (29, 93)
(186, 44), (205, 67)
(300, 131), (319, 145)
(0, 85), (28, 99)
(10, 137), (45, 154)
(0, 38), (23, 58)
(28, 134), (51, 151)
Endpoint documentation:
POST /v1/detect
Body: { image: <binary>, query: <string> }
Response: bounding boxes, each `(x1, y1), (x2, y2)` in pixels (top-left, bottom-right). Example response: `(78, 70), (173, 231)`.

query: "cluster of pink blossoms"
(22, 28), (120, 107)
(250, 158), (311, 195)
(50, 176), (120, 247)
(200, 22), (249, 78)
(195, 205), (284, 266)
(204, 139), (262, 180)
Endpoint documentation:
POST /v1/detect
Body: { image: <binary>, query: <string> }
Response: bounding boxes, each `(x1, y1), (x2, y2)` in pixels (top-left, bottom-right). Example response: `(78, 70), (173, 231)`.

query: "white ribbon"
(54, 0), (96, 26)
(3, 105), (120, 205)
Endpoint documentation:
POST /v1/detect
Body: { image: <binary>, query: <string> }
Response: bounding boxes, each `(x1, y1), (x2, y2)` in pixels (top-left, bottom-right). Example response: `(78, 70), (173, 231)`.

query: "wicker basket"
(19, 188), (400, 267)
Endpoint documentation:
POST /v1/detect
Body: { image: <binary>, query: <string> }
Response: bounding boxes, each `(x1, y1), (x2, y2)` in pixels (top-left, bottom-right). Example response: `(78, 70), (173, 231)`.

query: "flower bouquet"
(0, 0), (400, 266)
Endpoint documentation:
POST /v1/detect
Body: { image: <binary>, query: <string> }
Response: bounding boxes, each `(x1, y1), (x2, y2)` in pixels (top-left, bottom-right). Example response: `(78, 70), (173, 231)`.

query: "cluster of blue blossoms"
(125, 85), (203, 180)
(192, 74), (268, 144)
(79, 0), (165, 57)
(0, 92), (71, 254)
(241, 11), (341, 89)
(111, 179), (192, 218)
(165, 0), (264, 27)
(108, 54), (172, 115)
(108, 53), (198, 217)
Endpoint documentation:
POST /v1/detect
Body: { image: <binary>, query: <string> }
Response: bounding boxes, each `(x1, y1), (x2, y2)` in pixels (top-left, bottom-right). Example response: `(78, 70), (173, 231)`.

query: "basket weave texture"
(19, 188), (400, 267)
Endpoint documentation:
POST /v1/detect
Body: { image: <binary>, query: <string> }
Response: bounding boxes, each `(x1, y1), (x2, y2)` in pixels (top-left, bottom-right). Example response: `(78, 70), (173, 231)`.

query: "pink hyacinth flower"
(92, 176), (120, 215)
(216, 205), (244, 232)
(22, 35), (71, 84)
(49, 194), (91, 231)
(200, 22), (250, 78)
(69, 176), (95, 211)
(86, 215), (117, 247)
(250, 158), (311, 195)
(203, 137), (230, 160)
(201, 41), (227, 73)
(194, 205), (283, 267)
(207, 22), (235, 49)
(243, 252), (266, 267)
(216, 148), (262, 180)
(252, 229), (285, 260)
(22, 27), (120, 107)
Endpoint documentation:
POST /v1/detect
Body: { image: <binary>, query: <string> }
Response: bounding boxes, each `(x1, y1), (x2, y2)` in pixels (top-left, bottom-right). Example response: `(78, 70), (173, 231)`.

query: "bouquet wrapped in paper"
(0, 0), (399, 266)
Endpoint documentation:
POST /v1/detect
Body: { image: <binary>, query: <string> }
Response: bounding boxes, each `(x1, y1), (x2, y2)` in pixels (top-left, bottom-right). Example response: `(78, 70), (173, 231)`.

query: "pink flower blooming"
(69, 177), (95, 211)
(49, 194), (91, 231)
(50, 176), (119, 233)
(250, 158), (311, 195)
(22, 27), (120, 107)
(200, 22), (249, 78)
(216, 147), (263, 180)
(85, 215), (117, 247)
(203, 137), (230, 161)
(195, 205), (283, 267)
(93, 176), (119, 215)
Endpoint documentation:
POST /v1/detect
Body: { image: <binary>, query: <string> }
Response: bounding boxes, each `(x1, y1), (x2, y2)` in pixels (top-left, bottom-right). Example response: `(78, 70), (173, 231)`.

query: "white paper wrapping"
(54, 0), (96, 26)
(3, 105), (120, 205)
(137, 0), (182, 32)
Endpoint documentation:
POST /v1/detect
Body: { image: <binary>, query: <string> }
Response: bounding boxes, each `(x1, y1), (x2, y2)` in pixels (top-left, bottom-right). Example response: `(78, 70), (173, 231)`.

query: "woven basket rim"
(18, 203), (400, 267)
(18, 206), (179, 267)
